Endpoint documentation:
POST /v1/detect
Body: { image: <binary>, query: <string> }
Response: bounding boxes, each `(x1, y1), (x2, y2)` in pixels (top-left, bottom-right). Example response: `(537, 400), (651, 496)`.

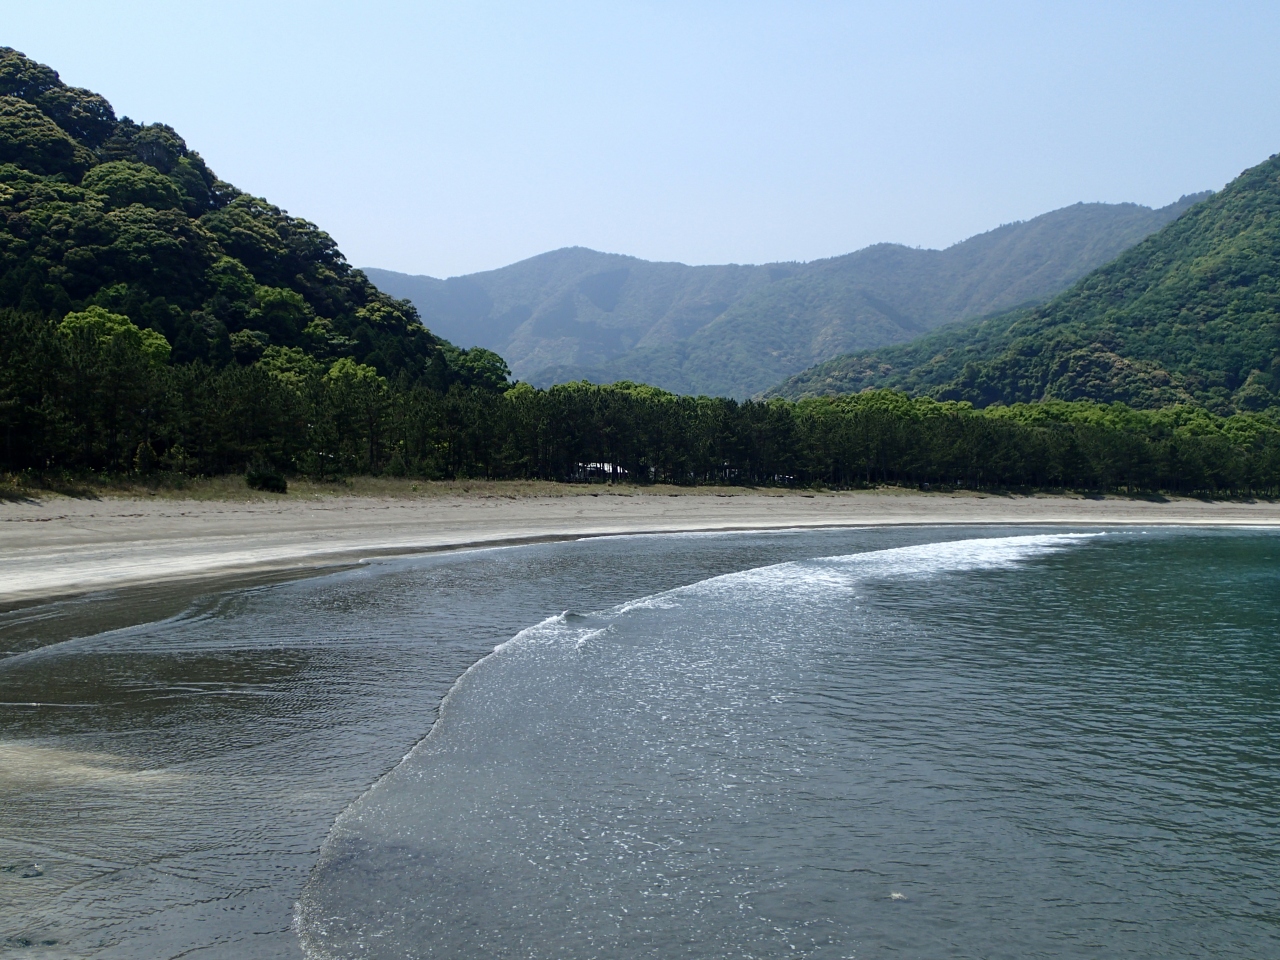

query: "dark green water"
(2, 528), (1278, 958)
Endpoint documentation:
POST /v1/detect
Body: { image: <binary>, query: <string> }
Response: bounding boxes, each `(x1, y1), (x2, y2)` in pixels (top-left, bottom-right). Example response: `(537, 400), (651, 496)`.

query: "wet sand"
(3, 486), (1279, 605)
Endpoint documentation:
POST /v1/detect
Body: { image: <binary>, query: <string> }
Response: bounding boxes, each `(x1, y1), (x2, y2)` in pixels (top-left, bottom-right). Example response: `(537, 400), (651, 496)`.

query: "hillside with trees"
(5, 308), (1278, 496)
(770, 154), (1280, 418)
(0, 46), (505, 386)
(3, 47), (1274, 498)
(0, 46), (515, 476)
(370, 196), (1204, 398)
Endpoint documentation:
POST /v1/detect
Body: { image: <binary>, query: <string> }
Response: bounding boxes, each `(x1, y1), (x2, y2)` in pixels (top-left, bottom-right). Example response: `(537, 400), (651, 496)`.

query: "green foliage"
(82, 160), (184, 211)
(0, 95), (93, 177)
(229, 329), (270, 364)
(245, 458), (287, 493)
(0, 46), (497, 390)
(257, 345), (322, 388)
(319, 358), (390, 475)
(773, 154), (1280, 417)
(3, 302), (1276, 496)
(442, 345), (512, 392)
(246, 285), (313, 344)
(0, 50), (116, 147)
(5, 46), (1271, 497)
(59, 304), (171, 364)
(373, 196), (1204, 398)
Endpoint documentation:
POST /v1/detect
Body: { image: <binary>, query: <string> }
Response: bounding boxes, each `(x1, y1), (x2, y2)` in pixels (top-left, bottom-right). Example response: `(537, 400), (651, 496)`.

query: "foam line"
(295, 532), (1098, 955)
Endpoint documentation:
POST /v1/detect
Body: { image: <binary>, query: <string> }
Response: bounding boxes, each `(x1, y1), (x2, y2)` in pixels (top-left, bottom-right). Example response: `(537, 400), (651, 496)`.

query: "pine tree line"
(4, 309), (1279, 496)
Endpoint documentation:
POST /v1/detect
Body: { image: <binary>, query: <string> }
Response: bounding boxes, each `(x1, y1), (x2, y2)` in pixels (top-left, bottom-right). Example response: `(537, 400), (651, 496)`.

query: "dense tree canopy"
(771, 153), (1280, 418)
(3, 47), (1276, 498)
(0, 46), (493, 387)
(3, 307), (1277, 495)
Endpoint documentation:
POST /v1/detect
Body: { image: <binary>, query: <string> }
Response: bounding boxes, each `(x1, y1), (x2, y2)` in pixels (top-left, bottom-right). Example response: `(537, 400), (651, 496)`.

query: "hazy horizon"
(367, 195), (1209, 280)
(7, 1), (1279, 277)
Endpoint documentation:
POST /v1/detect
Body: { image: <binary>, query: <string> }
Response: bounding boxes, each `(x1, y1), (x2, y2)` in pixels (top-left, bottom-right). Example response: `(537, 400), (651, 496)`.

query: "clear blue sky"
(6, 1), (1280, 277)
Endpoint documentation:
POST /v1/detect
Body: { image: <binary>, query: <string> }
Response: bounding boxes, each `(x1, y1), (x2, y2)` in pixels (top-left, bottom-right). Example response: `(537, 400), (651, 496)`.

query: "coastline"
(4, 484), (1280, 606)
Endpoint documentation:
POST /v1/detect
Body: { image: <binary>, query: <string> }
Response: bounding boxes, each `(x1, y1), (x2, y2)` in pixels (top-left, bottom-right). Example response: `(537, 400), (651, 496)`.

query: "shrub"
(245, 460), (287, 493)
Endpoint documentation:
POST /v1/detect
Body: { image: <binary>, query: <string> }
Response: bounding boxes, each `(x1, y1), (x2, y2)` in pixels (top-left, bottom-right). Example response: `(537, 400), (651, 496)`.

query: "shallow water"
(2, 527), (1278, 958)
(299, 529), (1280, 959)
(0, 526), (974, 957)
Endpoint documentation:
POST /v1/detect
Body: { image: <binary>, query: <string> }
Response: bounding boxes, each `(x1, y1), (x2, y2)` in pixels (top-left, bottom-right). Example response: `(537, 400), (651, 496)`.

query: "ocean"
(2, 527), (1277, 958)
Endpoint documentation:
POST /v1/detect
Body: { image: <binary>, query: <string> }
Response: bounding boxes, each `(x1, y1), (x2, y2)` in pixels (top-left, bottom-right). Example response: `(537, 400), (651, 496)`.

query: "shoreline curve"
(4, 488), (1280, 606)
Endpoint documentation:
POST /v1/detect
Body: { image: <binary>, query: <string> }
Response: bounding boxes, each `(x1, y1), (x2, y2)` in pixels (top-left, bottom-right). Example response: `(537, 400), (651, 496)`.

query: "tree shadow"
(0, 489), (40, 504)
(0, 476), (101, 503)
(40, 478), (101, 500)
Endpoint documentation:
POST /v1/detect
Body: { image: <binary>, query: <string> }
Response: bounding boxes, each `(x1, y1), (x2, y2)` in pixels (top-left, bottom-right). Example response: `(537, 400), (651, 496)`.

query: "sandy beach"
(3, 484), (1279, 605)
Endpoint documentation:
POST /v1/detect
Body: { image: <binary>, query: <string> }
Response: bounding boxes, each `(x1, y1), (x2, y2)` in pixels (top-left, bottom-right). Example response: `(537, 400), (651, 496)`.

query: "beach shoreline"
(4, 484), (1280, 606)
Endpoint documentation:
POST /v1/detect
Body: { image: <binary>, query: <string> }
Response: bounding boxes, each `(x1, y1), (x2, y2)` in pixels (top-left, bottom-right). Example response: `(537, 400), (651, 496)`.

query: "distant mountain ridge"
(368, 195), (1207, 398)
(366, 251), (783, 386)
(768, 152), (1279, 417)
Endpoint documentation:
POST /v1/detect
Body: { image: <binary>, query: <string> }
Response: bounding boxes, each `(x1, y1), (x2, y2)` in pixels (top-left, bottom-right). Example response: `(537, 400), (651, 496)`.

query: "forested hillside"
(6, 308), (1277, 496)
(4, 47), (1273, 497)
(771, 154), (1280, 418)
(0, 47), (518, 476)
(0, 46), (504, 385)
(368, 249), (779, 386)
(371, 196), (1204, 397)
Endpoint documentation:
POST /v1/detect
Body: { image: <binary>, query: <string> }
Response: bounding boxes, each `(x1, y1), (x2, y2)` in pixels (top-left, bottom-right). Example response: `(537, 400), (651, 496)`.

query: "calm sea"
(2, 527), (1277, 958)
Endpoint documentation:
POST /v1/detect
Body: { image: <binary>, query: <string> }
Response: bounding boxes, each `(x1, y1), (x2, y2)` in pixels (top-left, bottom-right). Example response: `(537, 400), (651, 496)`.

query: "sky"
(6, 1), (1280, 277)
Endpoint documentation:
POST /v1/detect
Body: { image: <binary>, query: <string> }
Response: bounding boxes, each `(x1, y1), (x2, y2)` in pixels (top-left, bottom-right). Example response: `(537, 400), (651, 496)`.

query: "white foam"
(296, 532), (1100, 954)
(621, 533), (1100, 609)
(615, 594), (682, 616)
(467, 535), (1098, 677)
(492, 611), (572, 654)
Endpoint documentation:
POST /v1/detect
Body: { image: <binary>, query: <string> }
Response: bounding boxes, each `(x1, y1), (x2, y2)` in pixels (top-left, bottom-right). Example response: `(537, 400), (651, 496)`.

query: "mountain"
(365, 250), (783, 385)
(769, 153), (1280, 417)
(0, 47), (489, 386)
(369, 196), (1207, 398)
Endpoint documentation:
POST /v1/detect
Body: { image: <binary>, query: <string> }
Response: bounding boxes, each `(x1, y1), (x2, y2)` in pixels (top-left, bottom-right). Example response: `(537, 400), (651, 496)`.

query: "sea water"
(2, 527), (1278, 958)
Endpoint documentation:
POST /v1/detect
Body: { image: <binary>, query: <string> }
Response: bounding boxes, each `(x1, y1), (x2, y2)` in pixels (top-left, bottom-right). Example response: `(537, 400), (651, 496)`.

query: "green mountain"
(369, 196), (1206, 398)
(769, 153), (1280, 417)
(365, 250), (782, 384)
(0, 47), (486, 385)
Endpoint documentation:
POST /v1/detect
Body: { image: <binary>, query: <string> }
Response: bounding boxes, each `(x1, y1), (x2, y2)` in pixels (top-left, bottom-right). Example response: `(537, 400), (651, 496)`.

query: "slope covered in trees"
(0, 46), (501, 386)
(4, 46), (1273, 497)
(370, 196), (1205, 398)
(366, 250), (782, 384)
(771, 154), (1280, 418)
(4, 302), (1277, 497)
